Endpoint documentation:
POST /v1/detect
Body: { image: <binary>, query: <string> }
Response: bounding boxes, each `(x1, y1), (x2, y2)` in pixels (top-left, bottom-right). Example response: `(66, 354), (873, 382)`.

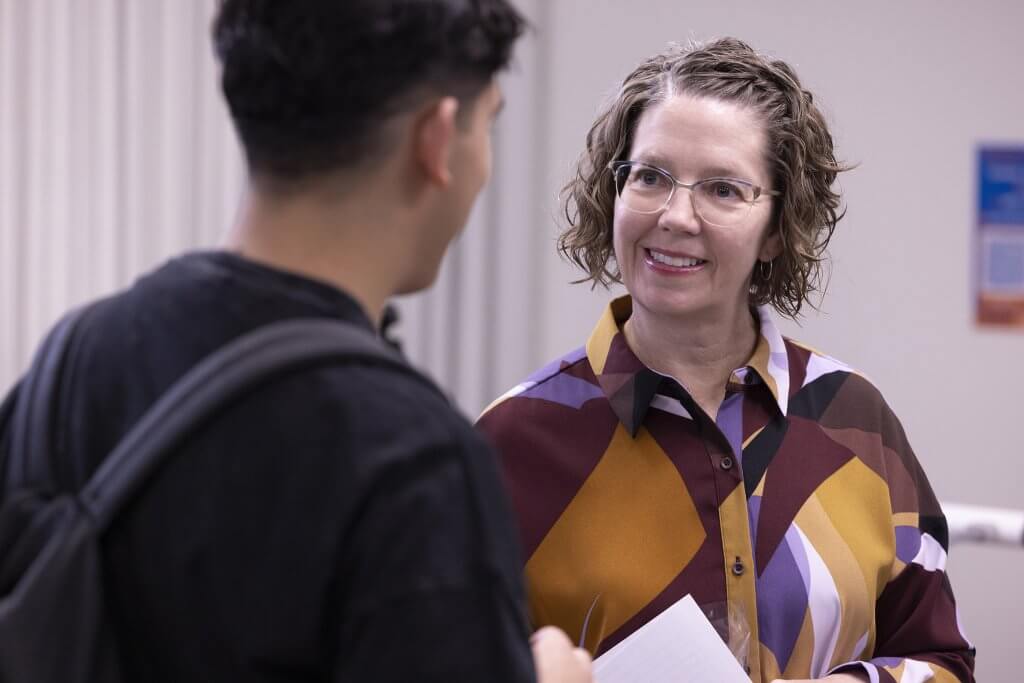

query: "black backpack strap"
(78, 318), (433, 530)
(5, 306), (91, 491)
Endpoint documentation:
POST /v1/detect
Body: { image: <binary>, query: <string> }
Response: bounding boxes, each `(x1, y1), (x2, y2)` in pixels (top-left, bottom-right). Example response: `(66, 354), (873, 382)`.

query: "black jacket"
(0, 251), (535, 682)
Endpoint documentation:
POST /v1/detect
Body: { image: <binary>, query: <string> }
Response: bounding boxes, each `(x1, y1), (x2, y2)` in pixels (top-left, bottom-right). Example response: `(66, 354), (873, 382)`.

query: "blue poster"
(977, 147), (1024, 327)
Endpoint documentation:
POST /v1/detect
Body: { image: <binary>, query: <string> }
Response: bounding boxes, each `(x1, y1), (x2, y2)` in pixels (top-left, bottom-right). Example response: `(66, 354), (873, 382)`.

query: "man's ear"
(414, 96), (460, 187)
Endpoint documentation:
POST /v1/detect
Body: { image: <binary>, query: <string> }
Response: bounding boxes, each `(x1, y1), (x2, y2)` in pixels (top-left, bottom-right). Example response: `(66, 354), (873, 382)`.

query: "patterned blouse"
(478, 296), (974, 683)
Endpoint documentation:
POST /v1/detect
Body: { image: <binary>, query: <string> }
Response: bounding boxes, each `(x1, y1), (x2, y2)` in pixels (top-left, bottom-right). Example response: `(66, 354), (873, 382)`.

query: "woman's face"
(612, 94), (780, 324)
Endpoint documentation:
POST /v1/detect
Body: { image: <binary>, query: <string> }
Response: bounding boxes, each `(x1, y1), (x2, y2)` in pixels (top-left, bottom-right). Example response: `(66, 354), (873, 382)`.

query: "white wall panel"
(0, 0), (240, 388)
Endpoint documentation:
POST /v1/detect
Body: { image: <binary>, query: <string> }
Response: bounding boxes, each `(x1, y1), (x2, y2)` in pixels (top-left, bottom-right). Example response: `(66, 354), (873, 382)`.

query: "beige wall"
(1, 0), (1020, 678)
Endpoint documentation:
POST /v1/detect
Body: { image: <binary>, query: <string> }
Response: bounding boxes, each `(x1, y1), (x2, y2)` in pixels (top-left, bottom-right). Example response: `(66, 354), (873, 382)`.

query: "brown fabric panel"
(815, 372), (885, 432)
(817, 373), (945, 521)
(817, 374), (915, 472)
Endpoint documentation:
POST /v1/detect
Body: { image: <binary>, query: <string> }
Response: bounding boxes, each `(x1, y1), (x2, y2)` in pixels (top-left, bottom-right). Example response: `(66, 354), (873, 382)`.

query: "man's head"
(213, 0), (524, 295)
(214, 0), (523, 185)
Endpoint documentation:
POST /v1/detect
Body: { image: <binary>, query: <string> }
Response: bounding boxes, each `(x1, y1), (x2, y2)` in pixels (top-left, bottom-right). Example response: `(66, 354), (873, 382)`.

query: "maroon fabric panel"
(479, 396), (619, 558)
(755, 416), (854, 575)
(873, 565), (976, 681)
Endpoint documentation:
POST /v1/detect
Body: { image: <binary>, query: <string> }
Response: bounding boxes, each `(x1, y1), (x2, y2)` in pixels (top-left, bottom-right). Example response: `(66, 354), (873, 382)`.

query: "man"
(0, 1), (591, 680)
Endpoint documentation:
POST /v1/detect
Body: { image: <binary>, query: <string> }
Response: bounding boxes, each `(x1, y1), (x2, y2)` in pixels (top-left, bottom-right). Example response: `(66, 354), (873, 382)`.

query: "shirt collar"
(585, 296), (790, 436)
(743, 305), (790, 417)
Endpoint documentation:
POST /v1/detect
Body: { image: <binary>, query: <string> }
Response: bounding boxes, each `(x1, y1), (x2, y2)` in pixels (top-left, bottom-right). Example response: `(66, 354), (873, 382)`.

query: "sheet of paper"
(593, 594), (749, 683)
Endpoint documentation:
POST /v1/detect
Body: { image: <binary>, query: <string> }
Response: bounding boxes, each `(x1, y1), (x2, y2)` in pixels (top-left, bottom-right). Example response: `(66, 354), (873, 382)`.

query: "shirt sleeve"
(331, 415), (536, 683)
(828, 398), (975, 683)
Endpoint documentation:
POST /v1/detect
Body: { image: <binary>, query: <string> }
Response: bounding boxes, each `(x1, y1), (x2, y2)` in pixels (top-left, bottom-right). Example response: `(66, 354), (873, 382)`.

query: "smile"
(645, 248), (707, 271)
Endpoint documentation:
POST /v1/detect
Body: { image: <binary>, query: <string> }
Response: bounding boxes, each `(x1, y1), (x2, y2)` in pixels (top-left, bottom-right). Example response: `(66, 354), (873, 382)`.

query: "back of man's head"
(213, 0), (525, 189)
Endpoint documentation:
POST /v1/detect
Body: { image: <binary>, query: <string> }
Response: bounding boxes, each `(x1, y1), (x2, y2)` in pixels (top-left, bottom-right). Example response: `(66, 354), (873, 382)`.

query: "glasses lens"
(615, 164), (673, 214)
(692, 179), (755, 227)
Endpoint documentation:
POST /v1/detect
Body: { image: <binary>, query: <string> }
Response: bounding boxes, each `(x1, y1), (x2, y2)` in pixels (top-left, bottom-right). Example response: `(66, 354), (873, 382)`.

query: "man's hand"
(531, 626), (594, 683)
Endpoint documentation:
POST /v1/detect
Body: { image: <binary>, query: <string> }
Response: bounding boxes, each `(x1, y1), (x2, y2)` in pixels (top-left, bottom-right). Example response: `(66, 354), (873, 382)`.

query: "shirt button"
(731, 558), (745, 576)
(720, 456), (734, 470)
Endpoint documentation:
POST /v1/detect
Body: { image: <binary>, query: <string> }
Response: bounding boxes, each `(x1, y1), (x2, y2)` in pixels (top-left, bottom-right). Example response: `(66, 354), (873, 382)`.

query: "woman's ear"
(759, 221), (784, 262)
(413, 96), (460, 187)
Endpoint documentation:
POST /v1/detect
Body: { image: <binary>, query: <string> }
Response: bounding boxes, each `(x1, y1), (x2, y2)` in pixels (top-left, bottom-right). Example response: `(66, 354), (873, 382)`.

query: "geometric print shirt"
(478, 296), (975, 683)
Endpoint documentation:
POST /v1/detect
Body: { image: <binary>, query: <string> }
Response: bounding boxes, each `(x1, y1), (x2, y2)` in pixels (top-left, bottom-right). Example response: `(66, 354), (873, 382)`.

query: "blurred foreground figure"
(0, 1), (591, 681)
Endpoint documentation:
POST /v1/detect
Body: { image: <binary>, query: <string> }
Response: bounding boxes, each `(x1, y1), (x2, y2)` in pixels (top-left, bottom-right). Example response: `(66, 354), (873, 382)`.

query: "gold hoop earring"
(759, 260), (773, 281)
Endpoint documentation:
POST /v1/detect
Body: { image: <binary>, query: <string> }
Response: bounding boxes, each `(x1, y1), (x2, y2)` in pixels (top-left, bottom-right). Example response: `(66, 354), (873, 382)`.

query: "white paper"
(593, 594), (750, 683)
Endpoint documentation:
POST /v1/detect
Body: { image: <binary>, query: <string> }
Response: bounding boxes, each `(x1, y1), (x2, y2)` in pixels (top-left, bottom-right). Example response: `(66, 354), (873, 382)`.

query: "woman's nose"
(657, 187), (702, 235)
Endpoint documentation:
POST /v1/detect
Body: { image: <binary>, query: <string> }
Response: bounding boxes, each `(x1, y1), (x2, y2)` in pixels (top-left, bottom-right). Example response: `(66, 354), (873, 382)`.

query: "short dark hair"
(213, 0), (525, 185)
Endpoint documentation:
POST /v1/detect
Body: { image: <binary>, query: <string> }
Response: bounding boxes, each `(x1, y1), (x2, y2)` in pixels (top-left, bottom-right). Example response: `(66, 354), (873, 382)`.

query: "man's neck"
(222, 185), (407, 328)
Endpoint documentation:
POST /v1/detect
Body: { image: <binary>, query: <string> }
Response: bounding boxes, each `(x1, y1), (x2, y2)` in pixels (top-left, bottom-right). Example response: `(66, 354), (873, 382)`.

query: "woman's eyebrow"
(630, 154), (757, 181)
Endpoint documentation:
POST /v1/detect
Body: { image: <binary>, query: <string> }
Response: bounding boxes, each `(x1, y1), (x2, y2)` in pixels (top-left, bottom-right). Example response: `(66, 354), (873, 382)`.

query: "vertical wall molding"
(0, 0), (240, 391)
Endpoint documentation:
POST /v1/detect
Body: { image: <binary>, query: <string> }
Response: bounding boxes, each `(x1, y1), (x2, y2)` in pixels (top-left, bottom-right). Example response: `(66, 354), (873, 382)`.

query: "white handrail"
(942, 502), (1024, 547)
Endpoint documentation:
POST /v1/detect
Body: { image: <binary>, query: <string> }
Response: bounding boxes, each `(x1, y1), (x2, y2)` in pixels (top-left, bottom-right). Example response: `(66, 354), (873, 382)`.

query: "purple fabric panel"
(524, 346), (587, 384)
(522, 371), (605, 410)
(894, 525), (922, 564)
(716, 392), (745, 463)
(872, 657), (904, 668)
(784, 523), (812, 595)
(748, 494), (762, 554)
(756, 523), (811, 672)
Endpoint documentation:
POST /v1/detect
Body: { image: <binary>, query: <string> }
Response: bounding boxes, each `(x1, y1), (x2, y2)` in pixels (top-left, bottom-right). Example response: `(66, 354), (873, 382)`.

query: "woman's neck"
(622, 301), (759, 421)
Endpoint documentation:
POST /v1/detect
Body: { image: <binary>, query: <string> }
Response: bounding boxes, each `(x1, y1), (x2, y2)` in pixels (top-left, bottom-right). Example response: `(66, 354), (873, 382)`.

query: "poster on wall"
(976, 146), (1024, 329)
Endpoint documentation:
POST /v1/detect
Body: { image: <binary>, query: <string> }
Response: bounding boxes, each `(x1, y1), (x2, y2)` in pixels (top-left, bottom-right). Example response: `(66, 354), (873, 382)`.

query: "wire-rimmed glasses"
(608, 160), (780, 227)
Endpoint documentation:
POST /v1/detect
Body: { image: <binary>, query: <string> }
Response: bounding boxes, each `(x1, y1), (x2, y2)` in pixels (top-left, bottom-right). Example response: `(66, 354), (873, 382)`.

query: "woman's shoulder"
(477, 345), (597, 422)
(782, 336), (895, 418)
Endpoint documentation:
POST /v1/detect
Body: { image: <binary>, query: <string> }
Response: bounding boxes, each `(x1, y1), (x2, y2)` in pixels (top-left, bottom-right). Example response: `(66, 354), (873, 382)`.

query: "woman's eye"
(712, 182), (737, 198)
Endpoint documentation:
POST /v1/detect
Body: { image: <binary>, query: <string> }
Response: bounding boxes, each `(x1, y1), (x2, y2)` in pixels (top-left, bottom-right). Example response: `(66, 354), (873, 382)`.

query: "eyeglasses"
(607, 160), (780, 227)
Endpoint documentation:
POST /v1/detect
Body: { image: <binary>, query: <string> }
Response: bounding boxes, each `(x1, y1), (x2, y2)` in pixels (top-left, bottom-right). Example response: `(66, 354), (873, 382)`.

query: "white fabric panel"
(792, 523), (843, 678)
(800, 347), (855, 390)
(911, 532), (948, 573)
(898, 658), (935, 683)
(649, 394), (693, 420)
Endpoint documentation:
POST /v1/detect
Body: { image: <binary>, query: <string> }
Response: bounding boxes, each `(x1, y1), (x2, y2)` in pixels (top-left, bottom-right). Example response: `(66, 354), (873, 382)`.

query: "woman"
(478, 39), (974, 683)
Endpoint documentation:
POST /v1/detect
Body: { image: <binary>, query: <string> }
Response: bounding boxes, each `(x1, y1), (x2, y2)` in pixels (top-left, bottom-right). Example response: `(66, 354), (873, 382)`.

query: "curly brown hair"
(559, 38), (849, 318)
